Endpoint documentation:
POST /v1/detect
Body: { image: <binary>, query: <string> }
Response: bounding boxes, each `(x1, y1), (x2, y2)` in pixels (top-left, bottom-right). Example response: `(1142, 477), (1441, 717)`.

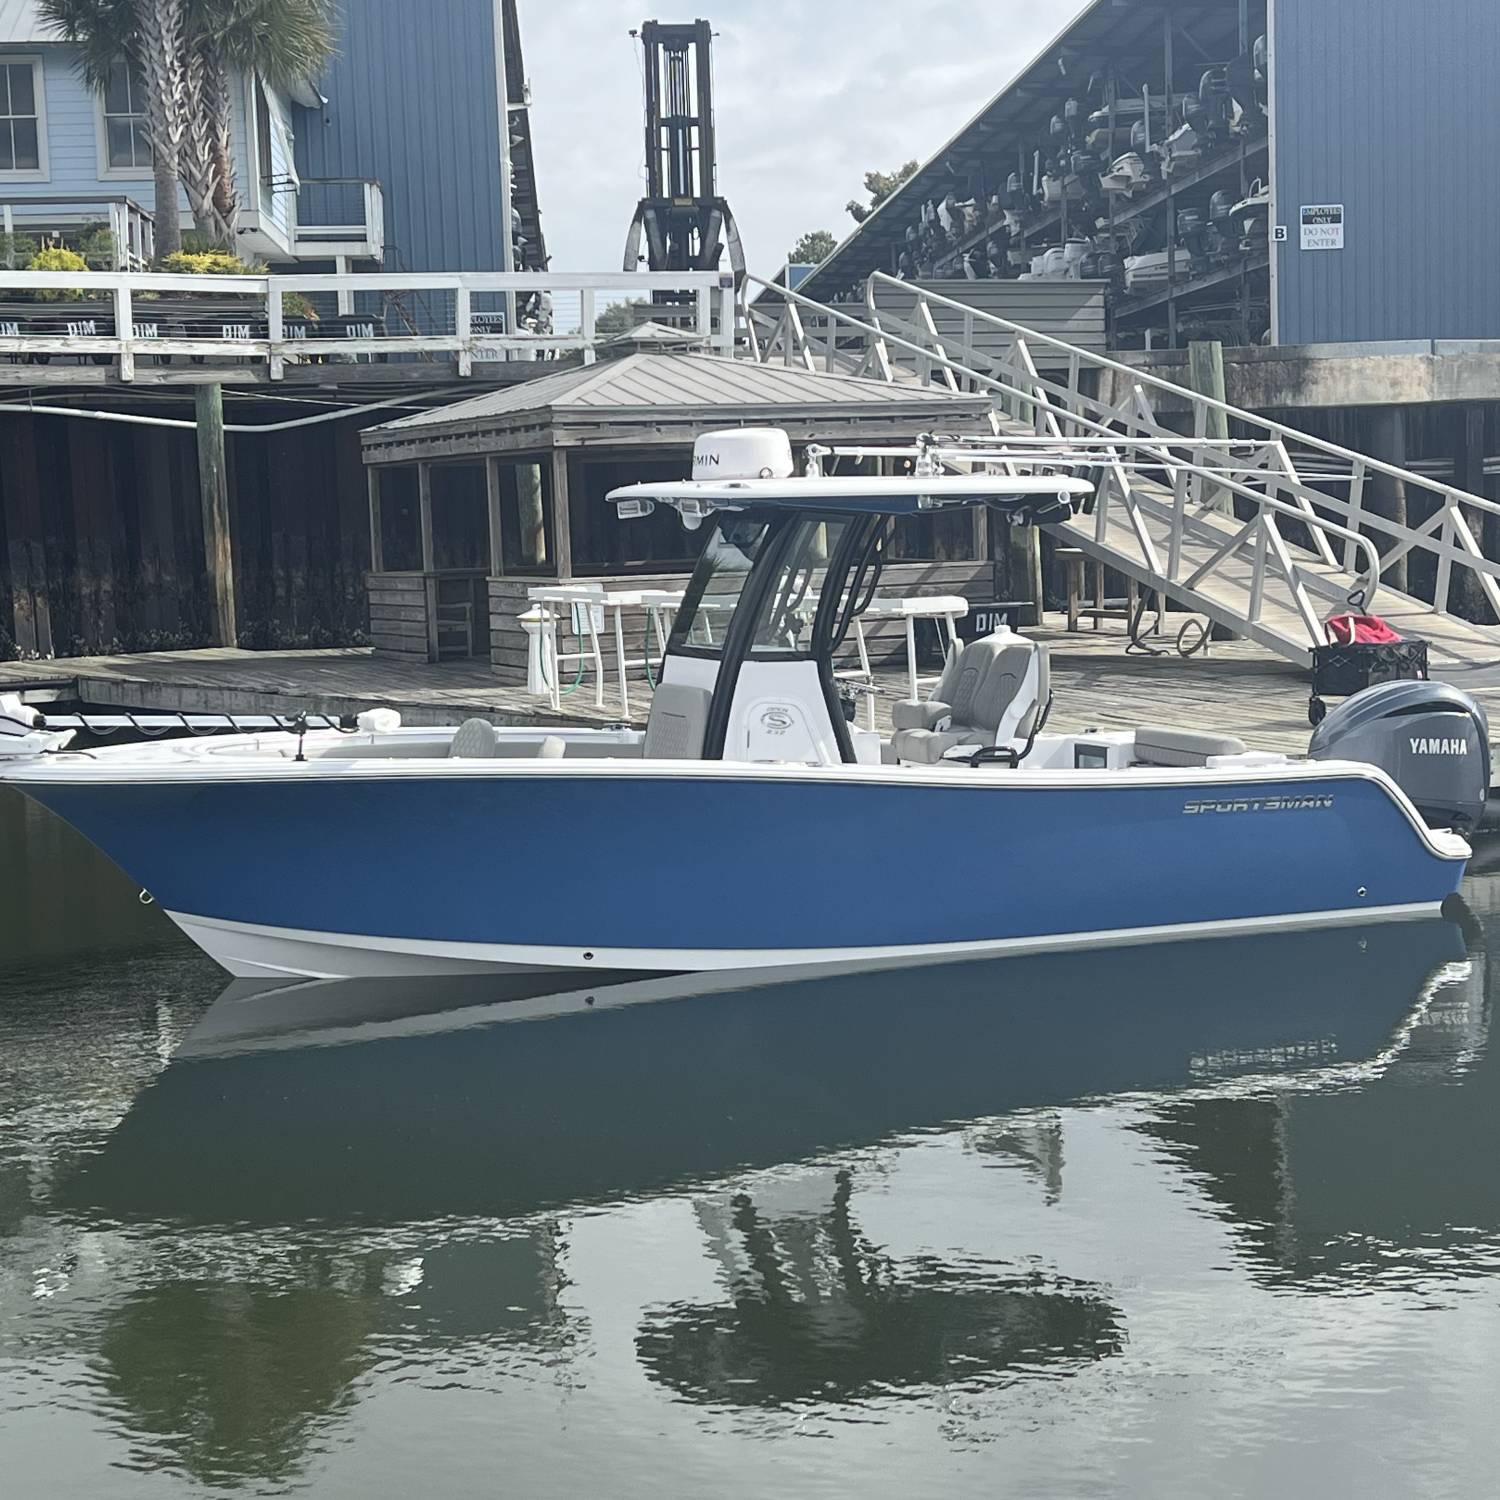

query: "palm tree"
(40, 0), (188, 257)
(184, 0), (338, 246)
(40, 0), (335, 254)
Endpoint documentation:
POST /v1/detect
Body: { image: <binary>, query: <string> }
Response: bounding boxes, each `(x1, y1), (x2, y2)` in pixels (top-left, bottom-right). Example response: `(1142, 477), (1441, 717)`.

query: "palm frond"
(187, 0), (338, 91)
(36, 0), (139, 93)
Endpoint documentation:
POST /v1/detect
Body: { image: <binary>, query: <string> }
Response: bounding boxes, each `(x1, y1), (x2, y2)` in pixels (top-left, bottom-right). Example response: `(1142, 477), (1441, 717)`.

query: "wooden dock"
(0, 646), (624, 729)
(0, 617), (1356, 752)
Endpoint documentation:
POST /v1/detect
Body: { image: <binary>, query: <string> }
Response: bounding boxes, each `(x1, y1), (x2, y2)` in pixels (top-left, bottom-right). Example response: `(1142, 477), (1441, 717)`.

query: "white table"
(635, 589), (687, 656)
(528, 586), (688, 717)
(853, 595), (972, 708)
(526, 585), (608, 711)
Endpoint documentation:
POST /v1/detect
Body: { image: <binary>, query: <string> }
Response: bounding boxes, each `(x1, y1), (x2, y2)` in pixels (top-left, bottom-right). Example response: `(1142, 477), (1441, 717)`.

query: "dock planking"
(0, 615), (1479, 754)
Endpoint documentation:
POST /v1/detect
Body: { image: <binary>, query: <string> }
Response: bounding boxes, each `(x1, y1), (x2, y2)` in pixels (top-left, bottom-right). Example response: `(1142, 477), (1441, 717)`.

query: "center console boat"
(0, 429), (1482, 979)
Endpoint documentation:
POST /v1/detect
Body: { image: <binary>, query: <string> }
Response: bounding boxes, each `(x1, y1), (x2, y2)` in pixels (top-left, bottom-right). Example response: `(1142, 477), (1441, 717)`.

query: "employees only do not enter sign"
(1300, 205), (1345, 251)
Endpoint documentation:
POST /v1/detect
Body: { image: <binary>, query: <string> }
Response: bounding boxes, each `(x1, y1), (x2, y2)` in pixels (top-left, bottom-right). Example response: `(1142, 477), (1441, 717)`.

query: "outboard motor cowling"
(1308, 680), (1491, 832)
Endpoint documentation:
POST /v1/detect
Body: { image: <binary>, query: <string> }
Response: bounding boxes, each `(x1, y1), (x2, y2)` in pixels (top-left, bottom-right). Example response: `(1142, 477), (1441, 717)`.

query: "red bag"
(1324, 613), (1403, 646)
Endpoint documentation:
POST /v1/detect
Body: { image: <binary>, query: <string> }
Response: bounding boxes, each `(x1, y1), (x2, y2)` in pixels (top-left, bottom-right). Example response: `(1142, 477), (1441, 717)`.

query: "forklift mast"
(624, 18), (744, 282)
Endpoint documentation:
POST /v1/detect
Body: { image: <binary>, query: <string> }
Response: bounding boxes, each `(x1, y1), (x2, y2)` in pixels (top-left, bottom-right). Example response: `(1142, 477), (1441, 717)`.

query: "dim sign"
(1300, 205), (1345, 251)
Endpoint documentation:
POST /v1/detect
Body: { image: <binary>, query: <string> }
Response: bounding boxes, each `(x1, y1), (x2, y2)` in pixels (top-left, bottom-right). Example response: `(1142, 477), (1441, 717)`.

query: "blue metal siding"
(294, 0), (505, 273)
(1273, 0), (1500, 345)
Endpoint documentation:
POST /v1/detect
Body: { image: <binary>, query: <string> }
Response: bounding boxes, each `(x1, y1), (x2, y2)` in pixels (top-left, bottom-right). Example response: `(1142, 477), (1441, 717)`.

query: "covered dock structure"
(358, 351), (998, 678)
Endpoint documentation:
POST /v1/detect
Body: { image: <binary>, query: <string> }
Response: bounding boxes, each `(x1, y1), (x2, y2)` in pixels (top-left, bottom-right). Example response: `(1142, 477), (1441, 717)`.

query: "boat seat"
(1133, 725), (1247, 767)
(643, 681), (712, 760)
(891, 632), (1049, 766)
(537, 735), (567, 759)
(449, 718), (499, 758)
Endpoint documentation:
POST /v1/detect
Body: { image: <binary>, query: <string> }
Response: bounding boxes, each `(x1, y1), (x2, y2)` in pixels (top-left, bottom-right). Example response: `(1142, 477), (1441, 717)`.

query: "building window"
(888, 510), (978, 562)
(376, 466), (423, 572)
(574, 456), (704, 575)
(429, 463), (489, 570)
(255, 78), (274, 182)
(0, 59), (44, 176)
(498, 459), (556, 575)
(101, 59), (151, 172)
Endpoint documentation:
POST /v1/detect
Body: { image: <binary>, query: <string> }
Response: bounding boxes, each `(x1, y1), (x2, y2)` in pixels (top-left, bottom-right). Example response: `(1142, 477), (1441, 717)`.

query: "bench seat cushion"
(891, 726), (988, 765)
(1134, 725), (1248, 767)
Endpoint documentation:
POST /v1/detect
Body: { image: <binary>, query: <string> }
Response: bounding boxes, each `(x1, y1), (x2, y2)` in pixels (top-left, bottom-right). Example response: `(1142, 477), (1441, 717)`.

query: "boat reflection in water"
(31, 910), (1486, 1481)
(71, 916), (1470, 1228)
(636, 1168), (1125, 1407)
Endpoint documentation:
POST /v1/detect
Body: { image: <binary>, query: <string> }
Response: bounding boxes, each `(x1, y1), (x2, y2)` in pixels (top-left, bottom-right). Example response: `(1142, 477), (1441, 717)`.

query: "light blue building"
(0, 0), (541, 275)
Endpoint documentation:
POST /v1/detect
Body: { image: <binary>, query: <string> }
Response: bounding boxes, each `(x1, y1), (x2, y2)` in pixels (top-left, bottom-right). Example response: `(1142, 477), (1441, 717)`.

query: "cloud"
(521, 0), (1092, 272)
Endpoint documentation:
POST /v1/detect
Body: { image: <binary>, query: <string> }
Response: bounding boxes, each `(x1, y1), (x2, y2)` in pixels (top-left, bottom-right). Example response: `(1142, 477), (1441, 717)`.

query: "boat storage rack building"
(796, 0), (1500, 353)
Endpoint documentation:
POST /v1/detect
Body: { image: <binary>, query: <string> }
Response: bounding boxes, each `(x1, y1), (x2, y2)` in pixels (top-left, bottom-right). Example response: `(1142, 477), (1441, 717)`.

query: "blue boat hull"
(15, 764), (1468, 977)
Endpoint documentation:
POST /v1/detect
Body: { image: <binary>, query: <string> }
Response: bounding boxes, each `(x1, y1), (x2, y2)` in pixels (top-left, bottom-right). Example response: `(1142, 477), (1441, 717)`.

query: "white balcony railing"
(0, 269), (736, 381)
(292, 178), (386, 263)
(0, 196), (155, 271)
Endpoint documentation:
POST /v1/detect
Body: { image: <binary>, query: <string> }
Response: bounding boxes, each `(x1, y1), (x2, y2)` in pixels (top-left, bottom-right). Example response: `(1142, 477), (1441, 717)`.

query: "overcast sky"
(522, 0), (1093, 274)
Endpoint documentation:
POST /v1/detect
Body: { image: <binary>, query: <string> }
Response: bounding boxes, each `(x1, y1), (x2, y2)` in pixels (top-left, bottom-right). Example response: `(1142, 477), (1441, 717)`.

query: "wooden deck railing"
(0, 269), (736, 381)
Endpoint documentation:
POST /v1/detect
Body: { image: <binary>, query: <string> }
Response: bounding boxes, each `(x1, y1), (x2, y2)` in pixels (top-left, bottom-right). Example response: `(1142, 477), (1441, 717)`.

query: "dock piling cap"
(692, 428), (794, 482)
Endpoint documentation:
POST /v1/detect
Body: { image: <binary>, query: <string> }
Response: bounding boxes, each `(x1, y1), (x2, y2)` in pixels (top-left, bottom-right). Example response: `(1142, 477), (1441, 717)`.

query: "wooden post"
(1369, 407), (1409, 593)
(550, 448), (573, 581)
(1187, 340), (1230, 512)
(485, 456), (505, 576)
(417, 463), (435, 571)
(195, 383), (237, 647)
(418, 463), (439, 661)
(1453, 404), (1487, 620)
(1009, 525), (1045, 628)
(367, 467), (384, 573)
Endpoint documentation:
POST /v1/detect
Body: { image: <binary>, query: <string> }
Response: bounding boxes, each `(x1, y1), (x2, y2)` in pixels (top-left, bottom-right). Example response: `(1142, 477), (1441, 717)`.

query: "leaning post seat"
(891, 631), (1049, 765)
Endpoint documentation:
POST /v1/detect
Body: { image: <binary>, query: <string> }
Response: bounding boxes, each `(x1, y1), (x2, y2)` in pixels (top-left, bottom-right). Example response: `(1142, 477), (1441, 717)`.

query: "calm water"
(5, 784), (1500, 1497)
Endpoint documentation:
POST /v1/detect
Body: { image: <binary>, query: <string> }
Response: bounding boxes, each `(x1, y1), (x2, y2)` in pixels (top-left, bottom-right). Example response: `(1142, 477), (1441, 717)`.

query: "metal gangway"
(739, 271), (1500, 674)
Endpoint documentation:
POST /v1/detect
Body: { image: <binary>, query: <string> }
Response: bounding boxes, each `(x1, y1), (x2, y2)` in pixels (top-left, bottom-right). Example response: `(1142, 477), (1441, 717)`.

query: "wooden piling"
(1187, 341), (1230, 513)
(195, 383), (237, 648)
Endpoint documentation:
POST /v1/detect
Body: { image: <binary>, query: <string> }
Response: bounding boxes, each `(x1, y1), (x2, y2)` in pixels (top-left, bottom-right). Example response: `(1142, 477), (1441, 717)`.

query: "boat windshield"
(669, 517), (771, 653)
(746, 517), (856, 657)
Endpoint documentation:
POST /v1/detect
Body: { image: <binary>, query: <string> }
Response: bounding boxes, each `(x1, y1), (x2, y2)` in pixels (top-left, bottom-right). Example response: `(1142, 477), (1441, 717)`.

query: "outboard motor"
(1308, 680), (1491, 832)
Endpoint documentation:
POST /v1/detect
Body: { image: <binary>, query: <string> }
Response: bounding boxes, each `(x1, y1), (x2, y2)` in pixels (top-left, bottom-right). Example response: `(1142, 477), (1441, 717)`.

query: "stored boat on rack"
(0, 429), (1481, 980)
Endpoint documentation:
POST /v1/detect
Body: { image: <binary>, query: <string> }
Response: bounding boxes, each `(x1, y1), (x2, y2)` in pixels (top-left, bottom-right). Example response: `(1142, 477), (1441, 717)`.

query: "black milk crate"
(1308, 638), (1428, 725)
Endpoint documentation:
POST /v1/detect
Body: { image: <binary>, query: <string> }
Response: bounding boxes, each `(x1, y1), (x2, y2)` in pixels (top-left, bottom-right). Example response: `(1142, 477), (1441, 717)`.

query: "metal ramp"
(740, 272), (1500, 673)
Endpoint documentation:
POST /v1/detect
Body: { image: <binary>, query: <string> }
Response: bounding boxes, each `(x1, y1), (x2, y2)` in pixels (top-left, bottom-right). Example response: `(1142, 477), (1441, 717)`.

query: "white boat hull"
(168, 902), (1450, 983)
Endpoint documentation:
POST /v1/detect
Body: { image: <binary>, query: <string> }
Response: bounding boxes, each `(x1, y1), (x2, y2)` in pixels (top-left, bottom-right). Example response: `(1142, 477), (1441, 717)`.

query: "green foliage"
(26, 245), (92, 301)
(595, 298), (648, 338)
(208, 0), (340, 92)
(846, 160), (920, 224)
(41, 0), (337, 250)
(161, 250), (261, 276)
(76, 224), (118, 269)
(36, 1), (135, 95)
(179, 229), (231, 257)
(280, 290), (319, 321)
(0, 232), (38, 269)
(788, 230), (837, 266)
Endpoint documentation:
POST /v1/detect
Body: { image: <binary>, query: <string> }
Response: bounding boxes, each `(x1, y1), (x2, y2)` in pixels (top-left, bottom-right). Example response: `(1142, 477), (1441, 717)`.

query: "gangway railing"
(739, 271), (1500, 657)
